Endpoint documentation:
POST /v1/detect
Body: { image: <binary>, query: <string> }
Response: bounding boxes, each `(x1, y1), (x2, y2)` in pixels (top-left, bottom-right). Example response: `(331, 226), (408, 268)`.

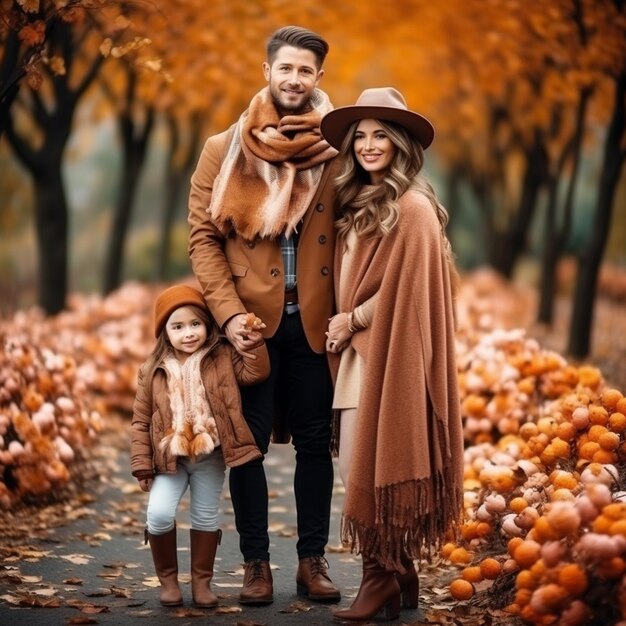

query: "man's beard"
(269, 84), (311, 116)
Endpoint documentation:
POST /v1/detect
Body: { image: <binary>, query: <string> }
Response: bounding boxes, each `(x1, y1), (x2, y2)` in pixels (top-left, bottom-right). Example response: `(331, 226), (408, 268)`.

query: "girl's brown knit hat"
(154, 285), (208, 338)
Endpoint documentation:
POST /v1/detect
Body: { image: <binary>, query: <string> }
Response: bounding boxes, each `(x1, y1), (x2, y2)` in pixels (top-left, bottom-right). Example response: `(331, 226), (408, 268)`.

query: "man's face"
(263, 45), (324, 115)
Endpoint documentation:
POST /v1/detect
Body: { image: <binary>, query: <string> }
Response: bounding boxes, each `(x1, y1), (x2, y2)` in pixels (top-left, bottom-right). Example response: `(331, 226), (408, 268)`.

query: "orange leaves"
(16, 0), (40, 14)
(18, 21), (46, 46)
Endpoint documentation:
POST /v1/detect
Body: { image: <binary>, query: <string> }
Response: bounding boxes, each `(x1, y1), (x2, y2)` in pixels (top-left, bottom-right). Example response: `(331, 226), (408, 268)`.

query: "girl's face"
(165, 306), (207, 362)
(353, 119), (396, 184)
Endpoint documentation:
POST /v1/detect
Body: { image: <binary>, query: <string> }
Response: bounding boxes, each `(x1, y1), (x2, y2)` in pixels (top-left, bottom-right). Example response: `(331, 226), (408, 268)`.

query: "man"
(188, 26), (340, 606)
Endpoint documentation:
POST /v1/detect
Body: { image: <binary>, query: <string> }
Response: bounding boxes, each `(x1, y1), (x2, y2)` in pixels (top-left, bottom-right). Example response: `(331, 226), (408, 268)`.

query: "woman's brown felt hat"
(320, 87), (435, 151)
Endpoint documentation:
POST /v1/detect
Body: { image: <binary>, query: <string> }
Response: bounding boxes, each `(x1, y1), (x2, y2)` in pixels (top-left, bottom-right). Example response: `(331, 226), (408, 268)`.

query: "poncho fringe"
(340, 468), (463, 569)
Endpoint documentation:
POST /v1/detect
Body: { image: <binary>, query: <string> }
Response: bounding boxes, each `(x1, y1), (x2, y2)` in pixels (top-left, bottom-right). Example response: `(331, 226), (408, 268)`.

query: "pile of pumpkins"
(445, 279), (626, 625)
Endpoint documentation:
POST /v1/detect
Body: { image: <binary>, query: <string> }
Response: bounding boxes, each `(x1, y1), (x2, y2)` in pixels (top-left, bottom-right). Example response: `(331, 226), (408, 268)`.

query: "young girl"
(131, 284), (269, 607)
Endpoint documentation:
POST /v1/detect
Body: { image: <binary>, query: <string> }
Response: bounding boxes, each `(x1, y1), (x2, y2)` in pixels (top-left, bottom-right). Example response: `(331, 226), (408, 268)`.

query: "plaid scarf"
(207, 87), (337, 240)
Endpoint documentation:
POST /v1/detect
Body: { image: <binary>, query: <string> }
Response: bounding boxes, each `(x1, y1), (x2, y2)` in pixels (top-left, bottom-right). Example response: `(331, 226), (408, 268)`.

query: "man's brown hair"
(267, 26), (329, 69)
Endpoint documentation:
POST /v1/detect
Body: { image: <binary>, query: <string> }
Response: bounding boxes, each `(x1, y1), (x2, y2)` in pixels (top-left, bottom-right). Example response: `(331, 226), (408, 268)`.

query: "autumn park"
(1, 0), (626, 624)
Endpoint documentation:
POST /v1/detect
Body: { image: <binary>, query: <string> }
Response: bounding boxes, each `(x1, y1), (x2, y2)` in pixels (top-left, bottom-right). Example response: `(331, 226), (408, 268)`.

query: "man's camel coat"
(188, 127), (338, 355)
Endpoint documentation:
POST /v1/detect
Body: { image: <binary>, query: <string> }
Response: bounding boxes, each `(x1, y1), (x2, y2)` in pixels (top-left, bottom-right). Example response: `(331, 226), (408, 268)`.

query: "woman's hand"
(325, 312), (353, 353)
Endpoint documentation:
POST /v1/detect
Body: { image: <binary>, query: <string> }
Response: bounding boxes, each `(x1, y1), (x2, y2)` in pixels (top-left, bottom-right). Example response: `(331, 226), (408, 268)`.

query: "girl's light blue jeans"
(146, 451), (225, 534)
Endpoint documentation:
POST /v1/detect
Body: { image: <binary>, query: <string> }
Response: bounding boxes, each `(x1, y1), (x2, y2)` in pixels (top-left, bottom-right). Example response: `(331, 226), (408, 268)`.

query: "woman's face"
(353, 119), (396, 184)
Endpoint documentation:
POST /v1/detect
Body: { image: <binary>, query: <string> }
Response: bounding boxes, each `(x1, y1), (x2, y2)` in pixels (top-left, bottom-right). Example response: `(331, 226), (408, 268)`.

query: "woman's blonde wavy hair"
(334, 120), (449, 242)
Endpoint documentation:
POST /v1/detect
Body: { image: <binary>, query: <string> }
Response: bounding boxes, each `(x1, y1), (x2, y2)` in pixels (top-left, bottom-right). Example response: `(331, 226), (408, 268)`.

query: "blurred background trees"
(1, 0), (624, 358)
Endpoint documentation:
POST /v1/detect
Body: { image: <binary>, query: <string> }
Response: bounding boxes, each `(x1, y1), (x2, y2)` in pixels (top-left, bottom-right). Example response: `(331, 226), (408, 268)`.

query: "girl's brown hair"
(143, 305), (219, 383)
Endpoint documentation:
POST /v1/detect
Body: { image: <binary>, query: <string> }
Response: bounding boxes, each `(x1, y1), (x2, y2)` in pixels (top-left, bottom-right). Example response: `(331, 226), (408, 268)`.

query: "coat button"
(318, 235), (327, 244)
(321, 266), (329, 276)
(316, 203), (324, 212)
(270, 267), (281, 277)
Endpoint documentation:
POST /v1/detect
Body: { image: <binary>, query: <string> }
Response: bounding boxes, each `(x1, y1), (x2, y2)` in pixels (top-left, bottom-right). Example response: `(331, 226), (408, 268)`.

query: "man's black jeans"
(229, 310), (334, 562)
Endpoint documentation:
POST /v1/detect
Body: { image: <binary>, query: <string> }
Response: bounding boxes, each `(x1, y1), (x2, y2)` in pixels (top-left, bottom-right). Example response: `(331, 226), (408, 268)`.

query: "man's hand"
(225, 313), (265, 356)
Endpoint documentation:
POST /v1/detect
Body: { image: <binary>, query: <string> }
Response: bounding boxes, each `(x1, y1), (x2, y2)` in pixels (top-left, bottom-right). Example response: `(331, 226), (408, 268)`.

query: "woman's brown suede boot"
(396, 555), (419, 609)
(190, 529), (222, 608)
(333, 556), (400, 621)
(145, 527), (183, 606)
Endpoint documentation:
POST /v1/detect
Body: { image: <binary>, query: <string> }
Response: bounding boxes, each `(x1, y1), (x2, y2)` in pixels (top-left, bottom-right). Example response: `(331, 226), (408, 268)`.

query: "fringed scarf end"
(342, 469), (464, 569)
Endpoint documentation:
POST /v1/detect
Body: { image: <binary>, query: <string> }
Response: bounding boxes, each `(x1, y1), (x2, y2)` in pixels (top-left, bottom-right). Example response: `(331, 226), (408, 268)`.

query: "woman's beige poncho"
(331, 189), (464, 570)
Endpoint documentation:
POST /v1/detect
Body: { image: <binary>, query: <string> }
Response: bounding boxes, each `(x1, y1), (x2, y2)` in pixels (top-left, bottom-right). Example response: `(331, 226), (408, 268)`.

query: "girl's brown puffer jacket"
(130, 338), (269, 479)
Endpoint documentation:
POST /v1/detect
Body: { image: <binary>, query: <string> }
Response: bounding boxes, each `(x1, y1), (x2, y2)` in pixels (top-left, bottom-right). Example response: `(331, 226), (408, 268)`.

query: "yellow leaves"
(110, 37), (152, 59)
(0, 569), (42, 584)
(100, 37), (113, 57)
(279, 601), (315, 613)
(60, 553), (94, 565)
(0, 590), (62, 607)
(139, 58), (162, 72)
(114, 14), (131, 30)
(45, 56), (66, 76)
(213, 605), (243, 615)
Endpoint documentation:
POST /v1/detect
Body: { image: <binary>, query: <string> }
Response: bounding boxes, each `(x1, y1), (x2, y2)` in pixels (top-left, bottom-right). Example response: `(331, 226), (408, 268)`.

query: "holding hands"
(326, 312), (354, 353)
(225, 312), (266, 356)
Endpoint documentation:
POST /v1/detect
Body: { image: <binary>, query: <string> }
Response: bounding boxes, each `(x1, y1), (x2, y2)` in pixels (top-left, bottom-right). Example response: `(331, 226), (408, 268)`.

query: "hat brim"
(321, 105), (435, 151)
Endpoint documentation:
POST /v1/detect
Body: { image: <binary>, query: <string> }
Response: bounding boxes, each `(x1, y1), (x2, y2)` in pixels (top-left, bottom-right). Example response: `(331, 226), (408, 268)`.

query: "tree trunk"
(537, 179), (559, 325)
(34, 167), (69, 314)
(155, 112), (203, 280)
(567, 72), (626, 358)
(538, 89), (591, 325)
(102, 104), (155, 295)
(490, 134), (548, 278)
(155, 114), (181, 281)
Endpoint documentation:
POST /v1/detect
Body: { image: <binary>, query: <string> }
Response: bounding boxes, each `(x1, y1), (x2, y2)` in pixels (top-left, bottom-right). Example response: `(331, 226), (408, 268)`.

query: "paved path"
(0, 417), (427, 625)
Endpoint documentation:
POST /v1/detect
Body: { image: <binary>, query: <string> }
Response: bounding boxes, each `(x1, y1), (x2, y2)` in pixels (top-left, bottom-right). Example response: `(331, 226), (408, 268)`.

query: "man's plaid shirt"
(280, 234), (297, 290)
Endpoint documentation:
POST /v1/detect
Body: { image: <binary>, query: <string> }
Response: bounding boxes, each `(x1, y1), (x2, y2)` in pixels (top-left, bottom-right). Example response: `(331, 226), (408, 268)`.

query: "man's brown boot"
(296, 556), (341, 602)
(239, 559), (273, 605)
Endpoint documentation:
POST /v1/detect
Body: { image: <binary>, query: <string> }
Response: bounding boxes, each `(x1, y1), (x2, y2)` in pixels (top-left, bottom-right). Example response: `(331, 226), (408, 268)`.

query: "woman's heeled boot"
(333, 556), (400, 622)
(396, 556), (419, 609)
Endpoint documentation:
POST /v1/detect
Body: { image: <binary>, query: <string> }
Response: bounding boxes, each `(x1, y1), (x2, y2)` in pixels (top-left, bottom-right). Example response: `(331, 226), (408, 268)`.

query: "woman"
(320, 88), (464, 622)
